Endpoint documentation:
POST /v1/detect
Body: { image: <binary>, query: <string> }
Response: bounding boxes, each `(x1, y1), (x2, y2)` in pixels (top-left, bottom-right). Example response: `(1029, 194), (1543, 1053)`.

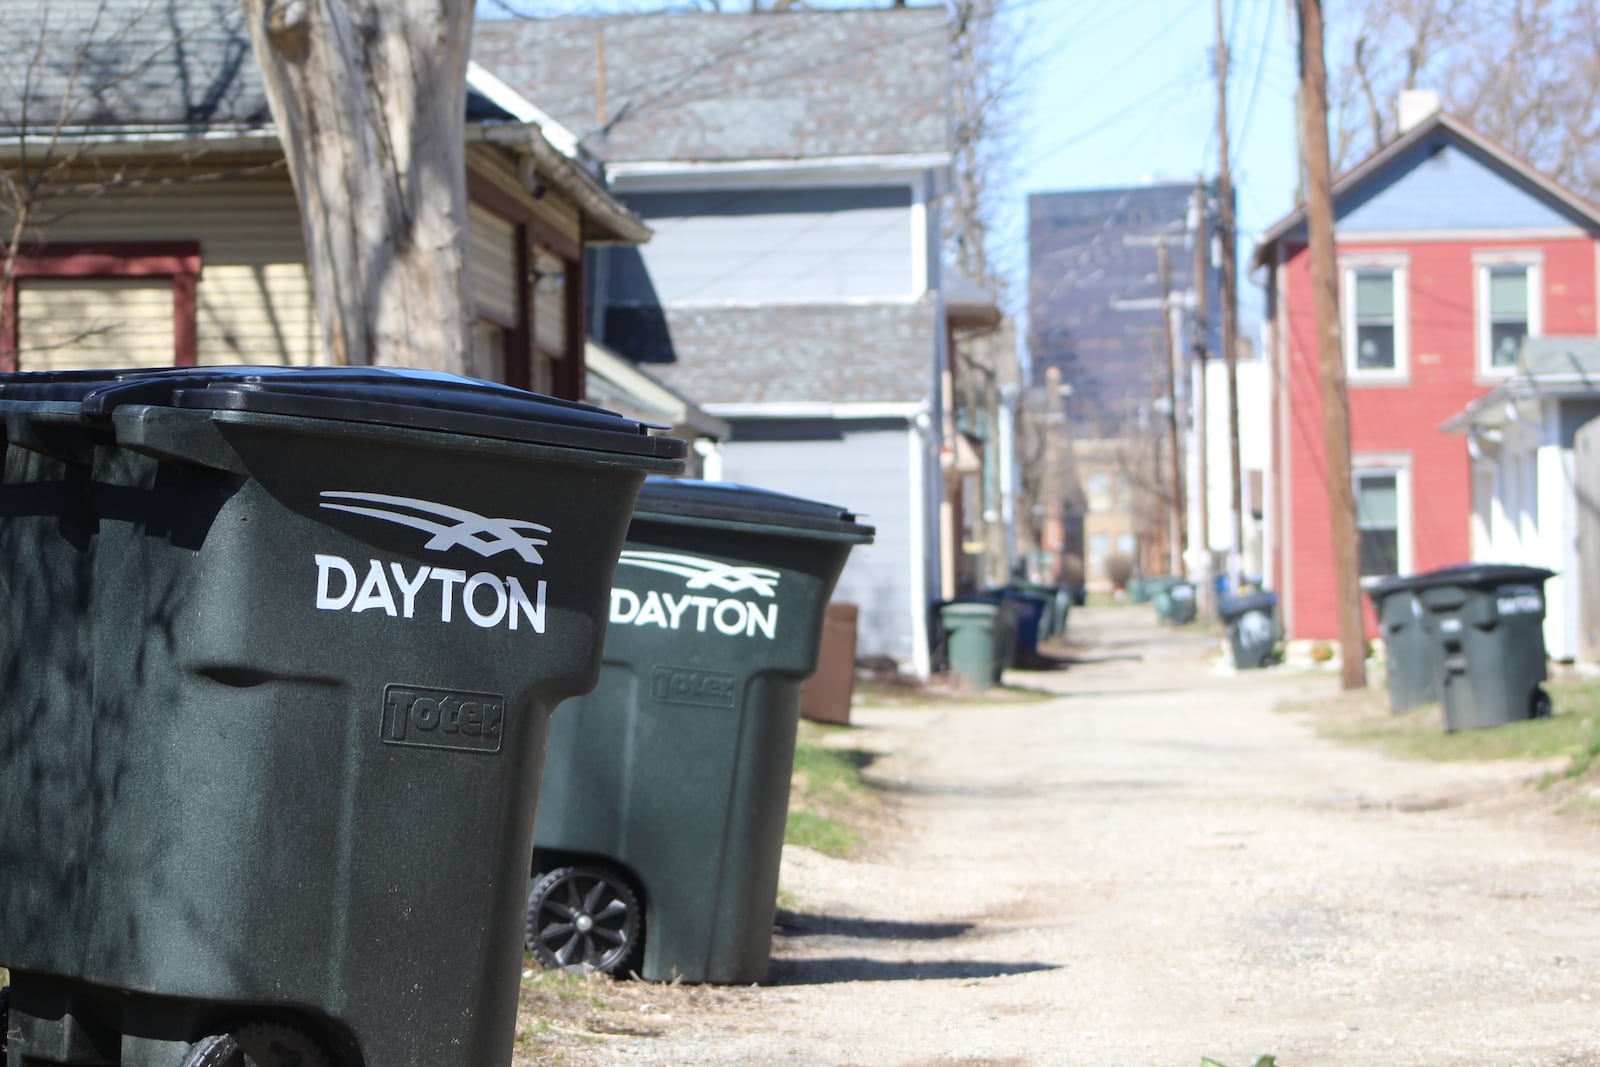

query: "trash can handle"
(115, 409), (249, 474)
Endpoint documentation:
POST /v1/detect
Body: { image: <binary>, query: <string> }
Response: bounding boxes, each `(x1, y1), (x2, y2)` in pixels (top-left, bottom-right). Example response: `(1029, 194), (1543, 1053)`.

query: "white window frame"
(1341, 253), (1410, 383)
(1473, 249), (1543, 379)
(1353, 452), (1414, 580)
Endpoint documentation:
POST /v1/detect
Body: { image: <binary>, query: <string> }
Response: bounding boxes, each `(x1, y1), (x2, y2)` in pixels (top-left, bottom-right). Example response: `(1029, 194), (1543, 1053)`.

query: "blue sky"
(1000, 0), (1301, 326)
(478, 0), (1303, 328)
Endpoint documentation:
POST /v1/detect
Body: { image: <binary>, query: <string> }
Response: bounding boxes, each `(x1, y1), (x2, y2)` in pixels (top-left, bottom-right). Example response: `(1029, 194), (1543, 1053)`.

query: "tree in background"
(1328, 0), (1600, 198)
(243, 0), (475, 372)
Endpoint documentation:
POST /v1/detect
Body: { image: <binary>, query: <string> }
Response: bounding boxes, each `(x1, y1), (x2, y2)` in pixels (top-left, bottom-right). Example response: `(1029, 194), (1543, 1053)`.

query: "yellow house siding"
(469, 203), (518, 325)
(465, 145), (583, 248)
(36, 165), (319, 366)
(17, 278), (174, 370)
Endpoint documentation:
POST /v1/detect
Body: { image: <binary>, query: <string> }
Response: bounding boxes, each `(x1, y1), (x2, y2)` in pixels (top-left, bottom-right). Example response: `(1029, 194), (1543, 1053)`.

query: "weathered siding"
(622, 187), (915, 303)
(469, 204), (518, 324)
(716, 419), (917, 667)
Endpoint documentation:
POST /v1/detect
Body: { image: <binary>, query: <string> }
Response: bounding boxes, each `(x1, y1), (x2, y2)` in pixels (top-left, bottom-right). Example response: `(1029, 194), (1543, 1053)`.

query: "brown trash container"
(800, 601), (859, 724)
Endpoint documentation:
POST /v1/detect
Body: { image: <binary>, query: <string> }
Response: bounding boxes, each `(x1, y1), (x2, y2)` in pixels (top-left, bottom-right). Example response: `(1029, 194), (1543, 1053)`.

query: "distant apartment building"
(1028, 183), (1222, 585)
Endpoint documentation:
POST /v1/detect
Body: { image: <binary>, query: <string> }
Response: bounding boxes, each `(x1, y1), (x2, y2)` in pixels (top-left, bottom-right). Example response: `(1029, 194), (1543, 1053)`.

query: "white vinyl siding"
(624, 187), (915, 303)
(18, 278), (174, 369)
(469, 204), (518, 326)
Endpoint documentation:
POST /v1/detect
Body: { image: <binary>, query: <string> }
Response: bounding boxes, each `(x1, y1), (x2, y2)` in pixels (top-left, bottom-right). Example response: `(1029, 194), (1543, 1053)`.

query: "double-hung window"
(1475, 252), (1542, 377)
(1353, 457), (1412, 579)
(1342, 255), (1409, 381)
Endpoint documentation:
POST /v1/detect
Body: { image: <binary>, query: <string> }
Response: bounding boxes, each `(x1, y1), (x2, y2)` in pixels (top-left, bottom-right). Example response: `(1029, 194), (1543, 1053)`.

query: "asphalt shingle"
(472, 8), (953, 163)
(604, 301), (937, 407)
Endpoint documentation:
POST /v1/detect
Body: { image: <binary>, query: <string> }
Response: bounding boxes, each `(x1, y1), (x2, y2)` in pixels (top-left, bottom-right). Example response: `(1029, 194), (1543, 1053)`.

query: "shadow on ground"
(766, 957), (1061, 986)
(774, 913), (974, 941)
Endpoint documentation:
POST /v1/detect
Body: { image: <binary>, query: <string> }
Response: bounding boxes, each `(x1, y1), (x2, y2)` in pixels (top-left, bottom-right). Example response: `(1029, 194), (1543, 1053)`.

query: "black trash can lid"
(1219, 591), (1277, 620)
(1372, 563), (1555, 593)
(0, 365), (686, 459)
(633, 477), (873, 541)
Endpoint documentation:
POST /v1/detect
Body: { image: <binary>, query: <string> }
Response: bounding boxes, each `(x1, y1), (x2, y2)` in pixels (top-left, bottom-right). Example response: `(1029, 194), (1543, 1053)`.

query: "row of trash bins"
(937, 582), (1073, 690)
(1133, 575), (1284, 671)
(0, 367), (875, 1067)
(1370, 564), (1555, 732)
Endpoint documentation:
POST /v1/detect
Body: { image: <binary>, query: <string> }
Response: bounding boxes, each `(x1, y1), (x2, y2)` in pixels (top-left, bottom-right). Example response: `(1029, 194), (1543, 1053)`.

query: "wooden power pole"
(1191, 179), (1212, 615)
(1297, 0), (1367, 689)
(1158, 243), (1185, 573)
(1213, 0), (1244, 591)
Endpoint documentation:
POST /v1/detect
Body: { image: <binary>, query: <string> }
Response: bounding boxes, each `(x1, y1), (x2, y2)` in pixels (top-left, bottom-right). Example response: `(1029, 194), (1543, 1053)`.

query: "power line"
(1231, 0), (1280, 168)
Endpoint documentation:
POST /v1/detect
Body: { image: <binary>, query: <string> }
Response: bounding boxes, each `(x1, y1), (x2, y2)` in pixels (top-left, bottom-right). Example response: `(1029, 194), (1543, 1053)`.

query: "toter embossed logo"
(381, 684), (505, 754)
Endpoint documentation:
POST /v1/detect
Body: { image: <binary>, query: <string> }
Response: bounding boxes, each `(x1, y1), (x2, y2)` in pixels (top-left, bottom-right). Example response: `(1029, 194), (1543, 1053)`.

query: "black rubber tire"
(1, 983), (9, 1067)
(526, 864), (642, 975)
(181, 1023), (332, 1067)
(1531, 687), (1553, 719)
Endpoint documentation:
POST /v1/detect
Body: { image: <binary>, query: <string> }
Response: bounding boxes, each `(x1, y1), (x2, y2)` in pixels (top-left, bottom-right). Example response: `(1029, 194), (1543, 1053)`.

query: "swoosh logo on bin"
(319, 491), (550, 564)
(616, 550), (780, 597)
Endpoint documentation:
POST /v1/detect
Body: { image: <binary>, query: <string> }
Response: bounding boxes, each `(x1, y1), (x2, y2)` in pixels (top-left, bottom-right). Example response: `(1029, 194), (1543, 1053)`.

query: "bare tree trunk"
(244, 0), (475, 371)
(1299, 0), (1368, 691)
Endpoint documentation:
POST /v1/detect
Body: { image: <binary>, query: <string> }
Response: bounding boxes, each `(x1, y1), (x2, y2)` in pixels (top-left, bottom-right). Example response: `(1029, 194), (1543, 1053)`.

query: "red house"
(1252, 107), (1600, 644)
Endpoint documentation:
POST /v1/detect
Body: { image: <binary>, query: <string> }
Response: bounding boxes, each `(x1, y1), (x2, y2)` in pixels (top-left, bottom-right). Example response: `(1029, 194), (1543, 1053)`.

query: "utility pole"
(1190, 178), (1213, 617)
(1157, 243), (1184, 573)
(1122, 232), (1189, 576)
(1213, 0), (1244, 592)
(1297, 0), (1367, 689)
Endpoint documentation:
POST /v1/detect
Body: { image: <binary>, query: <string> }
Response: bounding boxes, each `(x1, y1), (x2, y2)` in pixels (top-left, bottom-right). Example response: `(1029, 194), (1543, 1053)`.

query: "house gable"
(1338, 134), (1586, 235)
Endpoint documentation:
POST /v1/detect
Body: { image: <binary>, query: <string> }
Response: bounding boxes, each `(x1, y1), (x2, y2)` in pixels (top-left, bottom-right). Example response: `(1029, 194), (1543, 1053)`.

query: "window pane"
(1489, 267), (1528, 318)
(1355, 272), (1394, 319)
(1490, 321), (1525, 368)
(1356, 473), (1398, 526)
(1356, 323), (1395, 369)
(1359, 528), (1399, 577)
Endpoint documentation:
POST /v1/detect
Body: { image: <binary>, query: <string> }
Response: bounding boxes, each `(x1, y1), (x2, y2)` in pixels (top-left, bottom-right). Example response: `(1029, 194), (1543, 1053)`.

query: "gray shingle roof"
(604, 301), (936, 407)
(0, 0), (520, 135)
(0, 0), (272, 132)
(472, 8), (953, 164)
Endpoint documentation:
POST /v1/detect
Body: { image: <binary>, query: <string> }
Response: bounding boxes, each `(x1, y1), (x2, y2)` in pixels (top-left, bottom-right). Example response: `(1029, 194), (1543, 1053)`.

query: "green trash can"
(1219, 591), (1279, 669)
(0, 366), (684, 1067)
(1167, 581), (1197, 626)
(1148, 576), (1177, 621)
(941, 599), (1002, 690)
(528, 479), (873, 984)
(1412, 564), (1556, 731)
(1368, 574), (1443, 713)
(1127, 577), (1148, 603)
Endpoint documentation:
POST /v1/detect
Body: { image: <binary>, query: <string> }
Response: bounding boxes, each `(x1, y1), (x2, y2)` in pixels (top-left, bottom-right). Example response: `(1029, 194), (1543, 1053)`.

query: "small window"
(1355, 471), (1400, 577)
(1343, 259), (1408, 380)
(1086, 472), (1112, 512)
(1353, 271), (1396, 371)
(1476, 255), (1541, 376)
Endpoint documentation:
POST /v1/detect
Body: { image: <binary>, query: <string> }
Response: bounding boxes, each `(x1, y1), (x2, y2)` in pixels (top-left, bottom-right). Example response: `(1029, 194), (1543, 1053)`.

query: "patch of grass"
(1283, 677), (1600, 770)
(783, 809), (862, 855)
(853, 677), (1055, 707)
(785, 721), (881, 857)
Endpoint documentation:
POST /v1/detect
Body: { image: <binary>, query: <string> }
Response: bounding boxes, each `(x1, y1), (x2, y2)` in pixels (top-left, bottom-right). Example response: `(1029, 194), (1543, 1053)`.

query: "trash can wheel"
(527, 865), (642, 975)
(1531, 687), (1553, 719)
(179, 1022), (332, 1067)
